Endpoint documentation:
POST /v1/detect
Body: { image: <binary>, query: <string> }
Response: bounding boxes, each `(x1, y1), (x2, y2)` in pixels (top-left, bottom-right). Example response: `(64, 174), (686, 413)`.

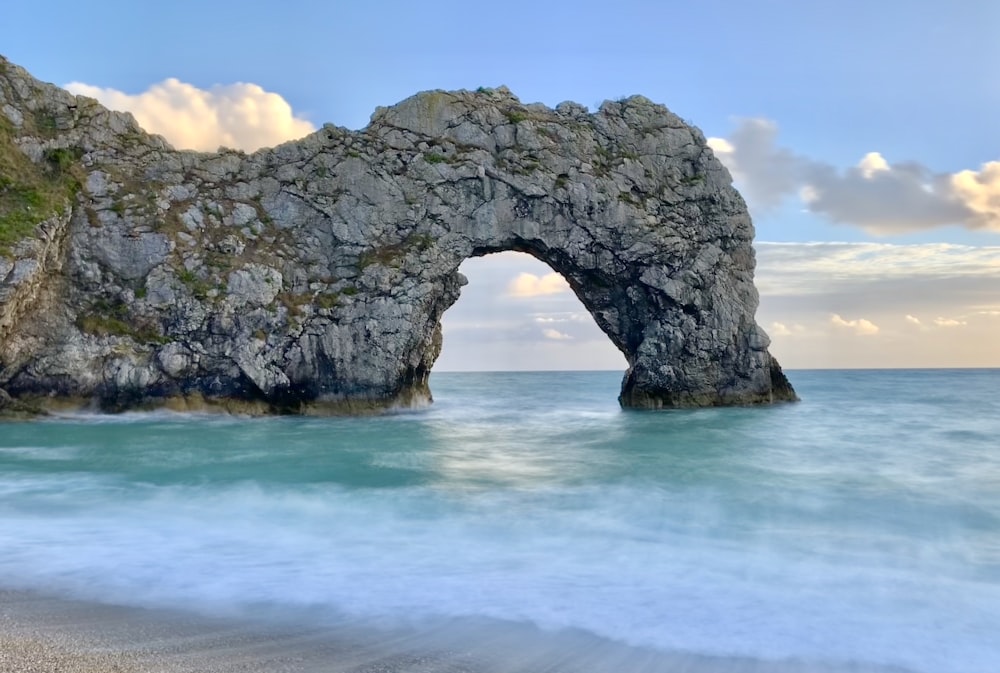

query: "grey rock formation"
(0, 57), (795, 414)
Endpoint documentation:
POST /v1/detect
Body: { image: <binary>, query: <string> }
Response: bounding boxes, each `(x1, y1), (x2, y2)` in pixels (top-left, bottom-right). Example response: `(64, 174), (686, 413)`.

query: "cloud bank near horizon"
(433, 245), (999, 371)
(753, 241), (1000, 368)
(66, 79), (316, 152)
(708, 120), (1000, 235)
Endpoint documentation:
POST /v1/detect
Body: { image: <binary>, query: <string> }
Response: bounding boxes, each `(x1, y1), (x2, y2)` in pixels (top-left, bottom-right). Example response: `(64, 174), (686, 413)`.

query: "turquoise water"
(1, 370), (998, 672)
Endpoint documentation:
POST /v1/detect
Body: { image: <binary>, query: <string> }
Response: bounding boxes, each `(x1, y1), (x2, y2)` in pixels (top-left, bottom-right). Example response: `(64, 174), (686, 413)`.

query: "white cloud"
(536, 312), (592, 323)
(507, 272), (570, 297)
(542, 328), (573, 340)
(857, 152), (890, 179)
(705, 137), (733, 155)
(66, 79), (316, 152)
(905, 314), (922, 325)
(831, 314), (880, 335)
(770, 321), (792, 336)
(769, 321), (806, 337)
(708, 119), (999, 234)
(933, 317), (967, 327)
(951, 161), (1000, 229)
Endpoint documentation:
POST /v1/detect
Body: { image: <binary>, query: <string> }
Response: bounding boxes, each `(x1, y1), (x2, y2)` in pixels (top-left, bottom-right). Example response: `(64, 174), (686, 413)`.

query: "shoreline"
(0, 588), (921, 673)
(0, 588), (446, 673)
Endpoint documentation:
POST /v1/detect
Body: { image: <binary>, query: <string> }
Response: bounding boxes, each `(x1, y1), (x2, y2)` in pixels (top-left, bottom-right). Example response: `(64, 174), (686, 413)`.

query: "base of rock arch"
(0, 56), (796, 415)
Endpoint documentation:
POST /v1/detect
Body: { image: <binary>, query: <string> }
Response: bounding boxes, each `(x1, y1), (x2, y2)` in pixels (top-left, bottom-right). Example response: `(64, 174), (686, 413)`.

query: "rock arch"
(0, 58), (795, 413)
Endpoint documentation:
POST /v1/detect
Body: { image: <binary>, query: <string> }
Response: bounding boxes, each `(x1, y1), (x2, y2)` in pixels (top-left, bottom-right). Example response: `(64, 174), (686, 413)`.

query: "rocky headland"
(0, 56), (796, 415)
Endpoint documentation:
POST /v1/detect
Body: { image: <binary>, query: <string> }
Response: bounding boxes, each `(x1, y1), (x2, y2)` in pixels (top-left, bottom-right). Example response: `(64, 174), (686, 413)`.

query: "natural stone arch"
(346, 90), (795, 409)
(0, 57), (795, 414)
(388, 192), (789, 410)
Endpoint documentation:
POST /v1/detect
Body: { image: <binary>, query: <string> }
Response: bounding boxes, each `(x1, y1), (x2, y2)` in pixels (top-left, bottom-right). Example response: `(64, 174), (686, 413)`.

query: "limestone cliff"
(0, 56), (795, 414)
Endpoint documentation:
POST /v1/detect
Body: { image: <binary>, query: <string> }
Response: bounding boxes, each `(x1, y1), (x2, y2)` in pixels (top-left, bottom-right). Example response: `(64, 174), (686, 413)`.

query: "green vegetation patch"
(617, 191), (641, 206)
(43, 146), (83, 172)
(75, 299), (169, 344)
(0, 118), (84, 256)
(31, 108), (61, 138)
(591, 144), (640, 178)
(314, 292), (340, 310)
(76, 313), (133, 338)
(505, 110), (527, 124)
(357, 232), (435, 270)
(278, 291), (309, 318)
(177, 268), (216, 299)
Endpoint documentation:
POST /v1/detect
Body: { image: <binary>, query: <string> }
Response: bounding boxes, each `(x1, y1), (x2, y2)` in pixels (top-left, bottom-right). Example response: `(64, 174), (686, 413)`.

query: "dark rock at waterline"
(0, 57), (796, 413)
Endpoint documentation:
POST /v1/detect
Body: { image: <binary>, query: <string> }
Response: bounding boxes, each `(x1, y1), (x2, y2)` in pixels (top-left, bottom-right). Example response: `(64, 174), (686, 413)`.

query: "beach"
(2, 588), (479, 673)
(2, 588), (936, 673)
(2, 588), (311, 673)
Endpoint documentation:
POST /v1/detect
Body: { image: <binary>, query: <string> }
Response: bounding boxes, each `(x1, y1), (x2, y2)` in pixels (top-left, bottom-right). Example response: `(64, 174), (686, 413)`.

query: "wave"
(1, 476), (997, 673)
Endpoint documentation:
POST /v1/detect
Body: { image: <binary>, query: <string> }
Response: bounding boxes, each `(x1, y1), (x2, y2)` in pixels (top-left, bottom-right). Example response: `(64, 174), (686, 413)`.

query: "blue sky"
(4, 1), (998, 368)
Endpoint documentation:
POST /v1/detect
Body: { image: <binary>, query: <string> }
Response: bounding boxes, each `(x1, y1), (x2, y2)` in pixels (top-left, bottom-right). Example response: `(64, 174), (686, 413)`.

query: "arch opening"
(434, 251), (627, 374)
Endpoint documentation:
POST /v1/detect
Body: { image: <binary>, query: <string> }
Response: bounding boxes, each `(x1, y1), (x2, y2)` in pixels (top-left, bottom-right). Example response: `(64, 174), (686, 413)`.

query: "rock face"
(0, 56), (796, 414)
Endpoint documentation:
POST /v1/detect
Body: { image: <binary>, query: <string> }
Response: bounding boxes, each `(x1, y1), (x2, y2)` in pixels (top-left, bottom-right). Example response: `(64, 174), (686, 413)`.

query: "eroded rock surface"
(0, 56), (795, 413)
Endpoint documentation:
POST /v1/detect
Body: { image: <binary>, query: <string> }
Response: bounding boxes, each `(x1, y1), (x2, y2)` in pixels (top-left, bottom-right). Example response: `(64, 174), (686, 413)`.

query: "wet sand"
(0, 588), (918, 673)
(0, 589), (480, 673)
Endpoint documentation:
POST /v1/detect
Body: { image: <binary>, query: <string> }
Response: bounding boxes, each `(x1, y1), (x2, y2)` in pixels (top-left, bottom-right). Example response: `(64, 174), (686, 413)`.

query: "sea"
(1, 369), (998, 673)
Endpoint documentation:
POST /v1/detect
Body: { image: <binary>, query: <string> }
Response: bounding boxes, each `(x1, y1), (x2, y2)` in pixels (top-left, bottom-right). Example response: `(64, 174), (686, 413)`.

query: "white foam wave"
(0, 480), (996, 673)
(0, 445), (81, 460)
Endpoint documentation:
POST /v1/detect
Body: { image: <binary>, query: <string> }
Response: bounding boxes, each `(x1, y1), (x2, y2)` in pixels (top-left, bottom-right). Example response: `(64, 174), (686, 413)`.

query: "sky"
(4, 0), (998, 370)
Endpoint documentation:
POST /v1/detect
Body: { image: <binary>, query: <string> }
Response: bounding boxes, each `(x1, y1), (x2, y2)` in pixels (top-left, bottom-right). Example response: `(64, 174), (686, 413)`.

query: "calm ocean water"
(1, 369), (998, 672)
